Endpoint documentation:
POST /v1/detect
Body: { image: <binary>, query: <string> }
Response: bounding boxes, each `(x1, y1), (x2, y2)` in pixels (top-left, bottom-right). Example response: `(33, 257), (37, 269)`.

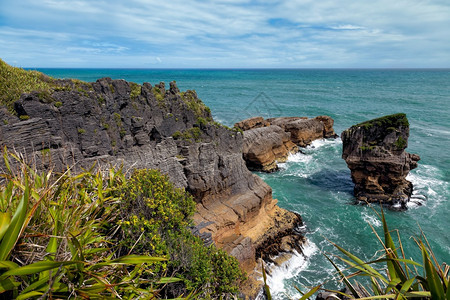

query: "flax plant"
(262, 207), (448, 300)
(321, 208), (449, 299)
(0, 150), (184, 299)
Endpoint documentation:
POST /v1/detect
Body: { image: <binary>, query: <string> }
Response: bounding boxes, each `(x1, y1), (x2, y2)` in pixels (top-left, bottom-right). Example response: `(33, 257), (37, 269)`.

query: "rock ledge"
(235, 116), (337, 172)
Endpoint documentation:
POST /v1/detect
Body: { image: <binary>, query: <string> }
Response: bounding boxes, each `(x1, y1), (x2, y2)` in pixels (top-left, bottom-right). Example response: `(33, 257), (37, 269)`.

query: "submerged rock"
(341, 113), (420, 209)
(235, 115), (338, 172)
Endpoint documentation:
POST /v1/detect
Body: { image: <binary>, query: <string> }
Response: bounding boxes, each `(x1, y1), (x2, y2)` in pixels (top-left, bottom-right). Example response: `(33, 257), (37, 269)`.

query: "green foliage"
(180, 90), (210, 118)
(0, 59), (56, 113)
(152, 87), (165, 106)
(116, 169), (245, 298)
(354, 113), (409, 130)
(77, 128), (86, 134)
(0, 151), (180, 299)
(53, 101), (62, 108)
(97, 95), (106, 104)
(318, 208), (449, 299)
(18, 115), (29, 121)
(113, 112), (122, 128)
(0, 153), (244, 299)
(172, 127), (203, 142)
(196, 117), (208, 126)
(130, 82), (141, 99)
(359, 145), (375, 151)
(108, 83), (115, 93)
(212, 121), (244, 135)
(37, 91), (54, 103)
(395, 136), (407, 150)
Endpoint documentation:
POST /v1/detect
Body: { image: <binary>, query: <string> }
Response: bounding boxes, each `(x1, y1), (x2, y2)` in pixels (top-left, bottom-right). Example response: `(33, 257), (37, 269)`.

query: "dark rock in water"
(235, 115), (338, 172)
(341, 113), (420, 209)
(0, 77), (304, 299)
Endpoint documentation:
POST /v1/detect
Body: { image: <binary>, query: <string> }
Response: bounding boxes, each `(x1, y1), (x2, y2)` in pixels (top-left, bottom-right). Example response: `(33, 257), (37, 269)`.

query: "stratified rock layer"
(341, 113), (420, 208)
(235, 116), (337, 172)
(0, 78), (304, 298)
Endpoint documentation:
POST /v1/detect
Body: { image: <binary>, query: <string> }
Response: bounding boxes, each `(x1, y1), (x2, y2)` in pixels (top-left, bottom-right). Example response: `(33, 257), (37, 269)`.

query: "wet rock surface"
(341, 113), (420, 209)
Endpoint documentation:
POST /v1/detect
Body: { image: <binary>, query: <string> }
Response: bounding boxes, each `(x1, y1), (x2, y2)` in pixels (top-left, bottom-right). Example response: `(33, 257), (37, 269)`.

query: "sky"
(0, 0), (449, 68)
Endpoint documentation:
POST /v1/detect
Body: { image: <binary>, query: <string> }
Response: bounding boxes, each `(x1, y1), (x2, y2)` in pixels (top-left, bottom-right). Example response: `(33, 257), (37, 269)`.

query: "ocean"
(37, 68), (450, 299)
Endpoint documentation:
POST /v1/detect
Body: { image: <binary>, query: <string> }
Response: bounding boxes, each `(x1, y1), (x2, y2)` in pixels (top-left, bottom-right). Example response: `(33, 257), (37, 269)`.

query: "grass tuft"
(0, 59), (57, 113)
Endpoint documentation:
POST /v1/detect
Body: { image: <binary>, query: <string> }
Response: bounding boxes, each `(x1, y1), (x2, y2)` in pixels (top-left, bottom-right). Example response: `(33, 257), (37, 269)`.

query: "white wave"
(362, 212), (381, 227)
(307, 137), (342, 150)
(406, 164), (448, 209)
(284, 152), (312, 164)
(264, 241), (318, 299)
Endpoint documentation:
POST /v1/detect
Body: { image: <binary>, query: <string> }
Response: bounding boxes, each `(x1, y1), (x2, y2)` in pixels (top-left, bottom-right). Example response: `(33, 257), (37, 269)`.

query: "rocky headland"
(0, 77), (305, 297)
(341, 113), (420, 209)
(235, 116), (337, 172)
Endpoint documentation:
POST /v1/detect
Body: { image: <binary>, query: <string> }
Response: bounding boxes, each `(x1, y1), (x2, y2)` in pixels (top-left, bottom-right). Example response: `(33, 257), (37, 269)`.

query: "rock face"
(241, 125), (298, 172)
(235, 116), (337, 172)
(341, 113), (420, 208)
(0, 78), (304, 298)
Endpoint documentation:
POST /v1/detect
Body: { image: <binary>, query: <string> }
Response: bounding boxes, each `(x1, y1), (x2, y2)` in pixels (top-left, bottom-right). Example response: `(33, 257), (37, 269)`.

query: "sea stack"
(341, 113), (420, 209)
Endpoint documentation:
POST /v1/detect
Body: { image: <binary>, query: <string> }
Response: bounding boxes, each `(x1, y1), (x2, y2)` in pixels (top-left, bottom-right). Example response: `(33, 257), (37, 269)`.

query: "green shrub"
(116, 169), (245, 298)
(180, 90), (210, 118)
(0, 152), (176, 299)
(172, 131), (182, 139)
(54, 101), (62, 108)
(130, 82), (141, 99)
(196, 116), (208, 126)
(172, 127), (203, 142)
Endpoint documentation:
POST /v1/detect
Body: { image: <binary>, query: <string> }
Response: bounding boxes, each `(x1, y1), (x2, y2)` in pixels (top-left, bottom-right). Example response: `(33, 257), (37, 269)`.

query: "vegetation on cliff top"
(0, 59), (56, 112)
(353, 113), (409, 130)
(0, 152), (244, 299)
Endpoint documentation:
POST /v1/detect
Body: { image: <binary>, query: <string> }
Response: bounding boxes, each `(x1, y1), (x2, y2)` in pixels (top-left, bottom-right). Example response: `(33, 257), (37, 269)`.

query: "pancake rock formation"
(0, 78), (304, 298)
(235, 116), (337, 172)
(341, 113), (420, 209)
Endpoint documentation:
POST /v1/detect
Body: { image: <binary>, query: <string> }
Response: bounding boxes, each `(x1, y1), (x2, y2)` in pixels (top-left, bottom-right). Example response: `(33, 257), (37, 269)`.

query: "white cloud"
(0, 0), (449, 67)
(330, 25), (365, 30)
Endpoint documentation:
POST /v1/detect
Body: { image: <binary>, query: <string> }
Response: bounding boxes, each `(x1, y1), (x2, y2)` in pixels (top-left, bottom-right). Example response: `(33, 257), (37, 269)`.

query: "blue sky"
(1, 0), (449, 68)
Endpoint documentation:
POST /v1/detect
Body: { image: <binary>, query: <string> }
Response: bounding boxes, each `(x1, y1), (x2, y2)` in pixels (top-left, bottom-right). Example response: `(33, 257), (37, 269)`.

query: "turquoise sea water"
(38, 68), (450, 299)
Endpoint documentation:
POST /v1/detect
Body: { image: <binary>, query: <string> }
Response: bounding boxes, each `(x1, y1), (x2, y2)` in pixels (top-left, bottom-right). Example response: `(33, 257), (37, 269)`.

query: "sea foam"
(257, 241), (318, 299)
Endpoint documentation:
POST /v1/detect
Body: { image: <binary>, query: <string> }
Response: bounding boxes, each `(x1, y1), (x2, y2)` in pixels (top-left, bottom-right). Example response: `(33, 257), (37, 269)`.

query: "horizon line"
(29, 67), (450, 71)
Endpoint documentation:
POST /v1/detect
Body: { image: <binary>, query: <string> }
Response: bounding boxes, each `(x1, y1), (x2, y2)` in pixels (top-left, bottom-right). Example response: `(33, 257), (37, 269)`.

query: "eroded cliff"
(0, 77), (304, 297)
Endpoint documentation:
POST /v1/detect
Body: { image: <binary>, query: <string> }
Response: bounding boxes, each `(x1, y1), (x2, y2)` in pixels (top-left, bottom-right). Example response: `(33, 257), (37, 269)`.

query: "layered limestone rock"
(241, 125), (298, 172)
(0, 78), (304, 298)
(235, 116), (337, 172)
(341, 113), (420, 209)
